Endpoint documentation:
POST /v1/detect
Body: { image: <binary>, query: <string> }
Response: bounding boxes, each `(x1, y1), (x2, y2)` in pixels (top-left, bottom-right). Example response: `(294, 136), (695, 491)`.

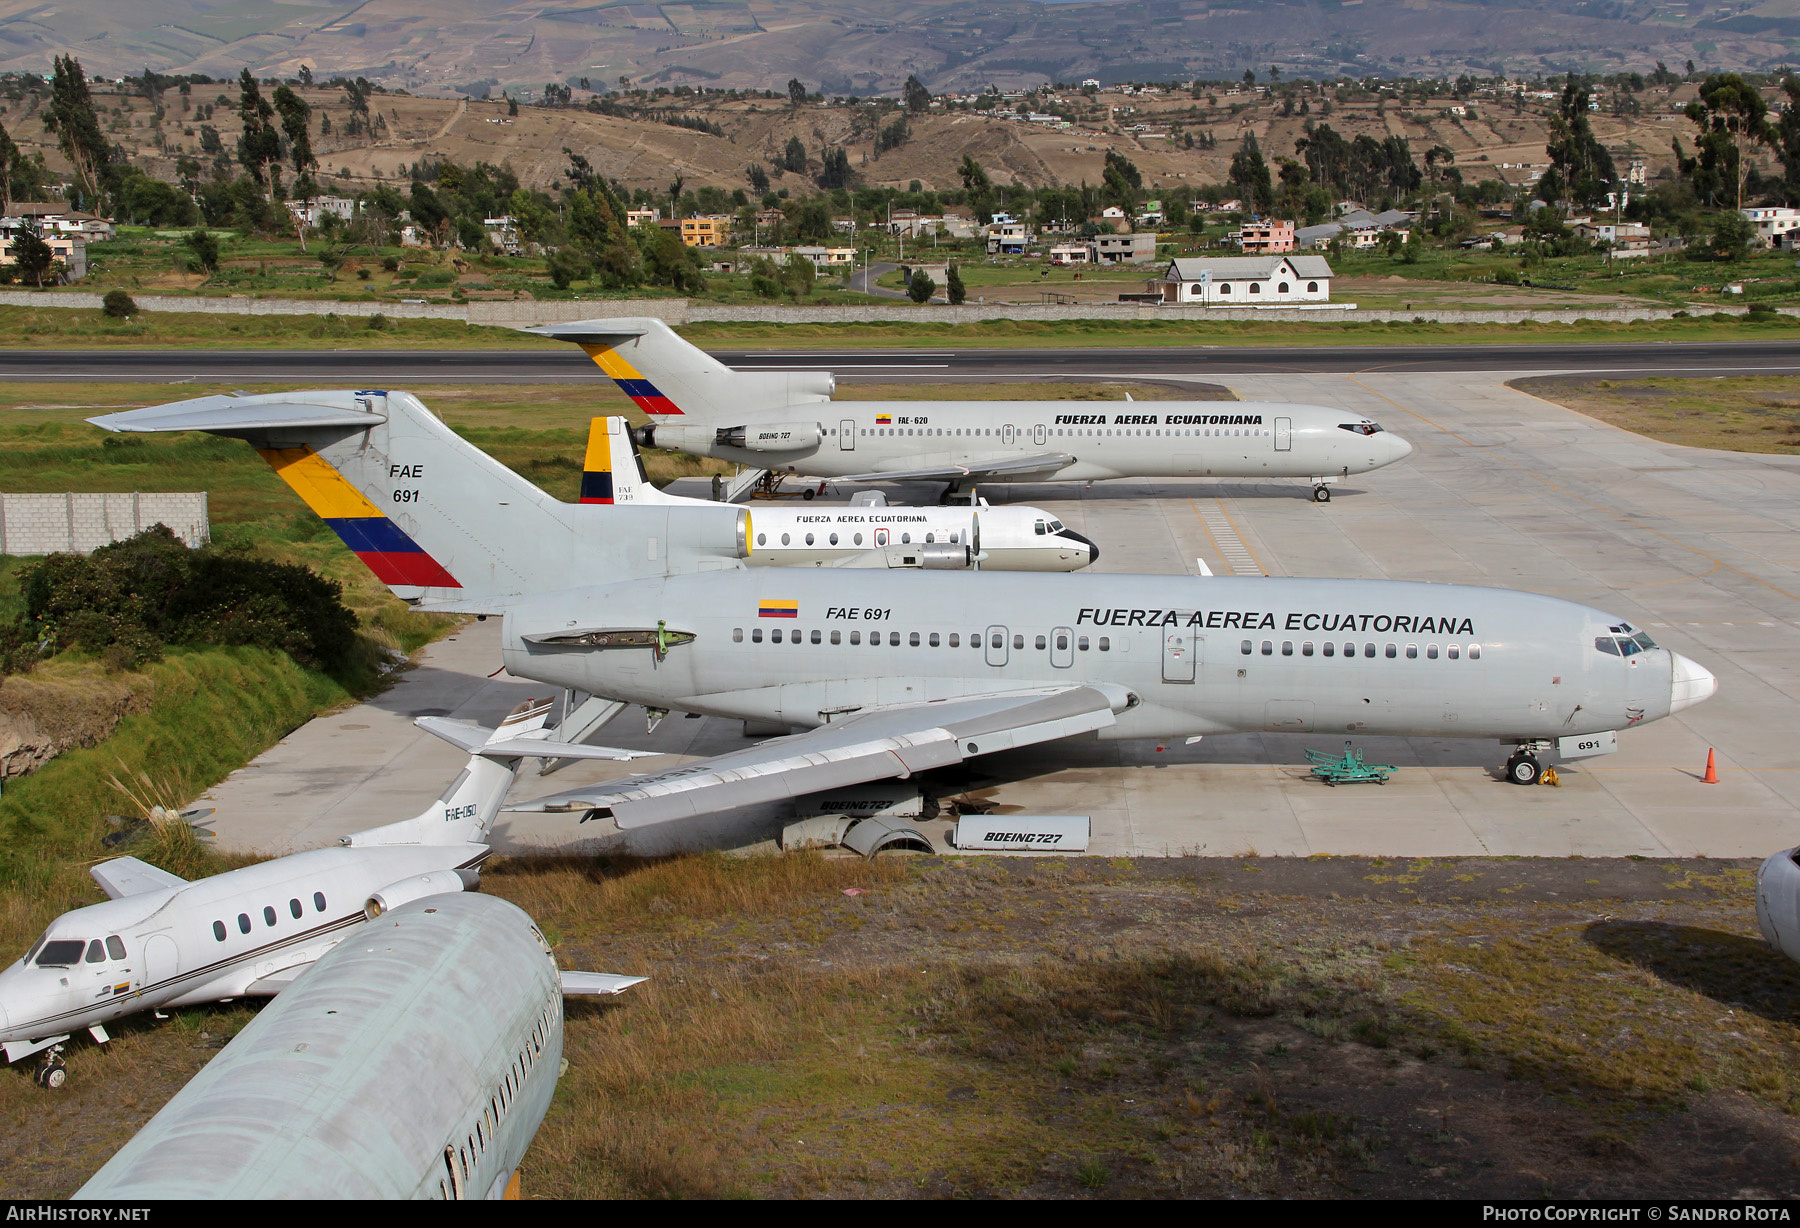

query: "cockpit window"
(1595, 636), (1620, 656)
(1034, 520), (1047, 535)
(1048, 520), (1065, 533)
(1617, 634), (1658, 657)
(1337, 422), (1385, 435)
(106, 935), (126, 960)
(85, 940), (105, 963)
(35, 940), (86, 968)
(1631, 633), (1658, 651)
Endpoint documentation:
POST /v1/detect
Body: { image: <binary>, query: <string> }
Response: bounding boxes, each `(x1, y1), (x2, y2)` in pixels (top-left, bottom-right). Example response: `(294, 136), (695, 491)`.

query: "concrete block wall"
(0, 287), (1791, 329)
(0, 492), (209, 555)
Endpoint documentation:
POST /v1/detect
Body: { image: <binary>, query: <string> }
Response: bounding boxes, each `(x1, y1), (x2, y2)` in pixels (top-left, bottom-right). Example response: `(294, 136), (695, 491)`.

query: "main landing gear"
(1504, 751), (1541, 786)
(1312, 485), (1332, 504)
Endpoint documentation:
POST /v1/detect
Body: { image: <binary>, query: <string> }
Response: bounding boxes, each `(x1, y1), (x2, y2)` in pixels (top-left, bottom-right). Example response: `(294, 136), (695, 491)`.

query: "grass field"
(1510, 376), (1800, 454)
(5, 854), (1794, 1199)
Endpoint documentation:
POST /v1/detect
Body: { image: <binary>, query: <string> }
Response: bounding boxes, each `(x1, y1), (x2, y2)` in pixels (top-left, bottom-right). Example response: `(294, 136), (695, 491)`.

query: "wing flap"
(512, 686), (1120, 829)
(560, 971), (649, 996)
(831, 453), (1075, 484)
(89, 856), (187, 900)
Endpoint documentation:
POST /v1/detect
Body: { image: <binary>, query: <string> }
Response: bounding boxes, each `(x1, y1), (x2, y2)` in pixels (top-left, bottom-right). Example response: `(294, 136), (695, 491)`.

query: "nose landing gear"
(1312, 485), (1331, 503)
(1504, 751), (1542, 785)
(33, 1045), (66, 1089)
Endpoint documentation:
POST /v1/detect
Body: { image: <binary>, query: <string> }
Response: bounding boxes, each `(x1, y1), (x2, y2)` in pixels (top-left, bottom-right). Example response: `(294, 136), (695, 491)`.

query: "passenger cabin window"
(314, 892), (327, 912)
(213, 921), (227, 942)
(1448, 646), (1460, 660)
(1470, 645), (1482, 660)
(238, 913), (251, 934)
(1241, 640), (1253, 655)
(1099, 637), (1111, 651)
(264, 906), (277, 927)
(733, 628), (744, 643)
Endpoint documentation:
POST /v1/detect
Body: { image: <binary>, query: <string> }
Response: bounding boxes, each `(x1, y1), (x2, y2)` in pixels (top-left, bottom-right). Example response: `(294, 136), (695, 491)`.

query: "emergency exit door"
(1002, 424), (1015, 445)
(985, 624), (1009, 667)
(1162, 629), (1196, 683)
(1033, 424), (1047, 445)
(840, 418), (856, 450)
(1274, 416), (1291, 451)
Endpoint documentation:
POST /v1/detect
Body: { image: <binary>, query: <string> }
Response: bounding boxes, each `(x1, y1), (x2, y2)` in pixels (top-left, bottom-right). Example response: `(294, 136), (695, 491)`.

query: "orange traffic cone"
(1703, 748), (1718, 785)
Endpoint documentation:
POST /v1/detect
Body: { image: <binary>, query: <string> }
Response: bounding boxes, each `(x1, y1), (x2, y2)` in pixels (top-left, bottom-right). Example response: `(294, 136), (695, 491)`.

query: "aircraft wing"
(90, 857), (187, 900)
(560, 971), (649, 996)
(509, 685), (1124, 829)
(830, 453), (1076, 484)
(414, 715), (653, 761)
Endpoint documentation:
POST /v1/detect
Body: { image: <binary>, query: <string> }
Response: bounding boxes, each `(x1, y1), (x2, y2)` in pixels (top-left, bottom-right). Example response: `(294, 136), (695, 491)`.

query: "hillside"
(2, 77), (1709, 201)
(1, 0), (1798, 97)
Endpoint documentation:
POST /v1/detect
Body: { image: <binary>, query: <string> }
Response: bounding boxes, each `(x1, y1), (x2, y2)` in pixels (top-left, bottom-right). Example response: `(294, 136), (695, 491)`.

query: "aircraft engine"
(1757, 847), (1800, 963)
(714, 423), (823, 453)
(916, 542), (974, 570)
(364, 869), (476, 920)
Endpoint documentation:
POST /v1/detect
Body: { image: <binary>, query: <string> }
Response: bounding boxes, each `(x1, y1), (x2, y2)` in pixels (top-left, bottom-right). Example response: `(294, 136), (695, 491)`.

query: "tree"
(903, 75), (931, 113)
(10, 228), (54, 288)
(1774, 77), (1800, 205)
(1101, 150), (1142, 211)
(747, 162), (770, 193)
(817, 146), (854, 190)
(945, 262), (966, 305)
(788, 78), (806, 109)
(186, 227), (220, 274)
(781, 137), (807, 174)
(907, 268), (935, 303)
(1710, 207), (1755, 261)
(507, 94), (518, 117)
(299, 65), (314, 88)
(1683, 73), (1775, 209)
(272, 85), (316, 194)
(43, 56), (108, 203)
(1243, 69), (1256, 88)
(236, 68), (282, 189)
(1228, 133), (1273, 212)
(0, 120), (19, 217)
(959, 154), (994, 222)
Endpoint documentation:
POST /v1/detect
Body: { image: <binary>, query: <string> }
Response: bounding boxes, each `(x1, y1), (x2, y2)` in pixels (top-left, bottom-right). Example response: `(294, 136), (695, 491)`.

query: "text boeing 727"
(526, 318), (1413, 503)
(90, 390), (1716, 837)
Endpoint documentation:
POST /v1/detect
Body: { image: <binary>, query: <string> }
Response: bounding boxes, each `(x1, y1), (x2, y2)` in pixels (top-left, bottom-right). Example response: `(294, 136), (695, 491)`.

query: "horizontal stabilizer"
(513, 686), (1124, 829)
(832, 452), (1075, 485)
(522, 321), (654, 346)
(560, 971), (649, 996)
(88, 393), (386, 435)
(90, 856), (187, 900)
(414, 715), (651, 761)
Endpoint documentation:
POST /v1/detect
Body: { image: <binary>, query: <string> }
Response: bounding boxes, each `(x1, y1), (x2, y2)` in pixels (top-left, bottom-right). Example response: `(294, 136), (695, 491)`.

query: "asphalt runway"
(9, 338), (1800, 383)
(194, 365), (1800, 860)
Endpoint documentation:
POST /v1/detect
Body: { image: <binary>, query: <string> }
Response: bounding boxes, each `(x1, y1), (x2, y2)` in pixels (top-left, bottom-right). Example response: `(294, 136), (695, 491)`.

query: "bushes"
(12, 525), (358, 673)
(101, 289), (138, 319)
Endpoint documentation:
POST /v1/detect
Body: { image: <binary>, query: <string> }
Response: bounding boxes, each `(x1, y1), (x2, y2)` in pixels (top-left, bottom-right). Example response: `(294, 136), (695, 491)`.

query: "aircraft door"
(1274, 416), (1292, 451)
(1002, 424), (1015, 445)
(840, 418), (856, 451)
(985, 624), (1009, 667)
(1051, 626), (1074, 668)
(141, 932), (179, 990)
(1033, 424), (1047, 446)
(1162, 627), (1196, 683)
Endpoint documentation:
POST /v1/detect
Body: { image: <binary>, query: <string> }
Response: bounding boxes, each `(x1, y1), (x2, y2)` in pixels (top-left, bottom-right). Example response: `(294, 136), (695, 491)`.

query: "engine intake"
(364, 869), (477, 920)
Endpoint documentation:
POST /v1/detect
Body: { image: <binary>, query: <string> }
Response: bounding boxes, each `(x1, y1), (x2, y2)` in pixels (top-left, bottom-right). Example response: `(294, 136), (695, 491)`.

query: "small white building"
(1160, 255), (1333, 305)
(1048, 243), (1093, 266)
(1742, 207), (1800, 247)
(626, 207), (661, 227)
(287, 196), (357, 227)
(483, 215), (521, 255)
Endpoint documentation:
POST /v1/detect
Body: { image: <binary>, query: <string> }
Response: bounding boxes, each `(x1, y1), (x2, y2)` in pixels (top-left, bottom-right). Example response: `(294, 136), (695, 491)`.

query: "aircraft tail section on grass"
(88, 390), (750, 613)
(524, 316), (834, 421)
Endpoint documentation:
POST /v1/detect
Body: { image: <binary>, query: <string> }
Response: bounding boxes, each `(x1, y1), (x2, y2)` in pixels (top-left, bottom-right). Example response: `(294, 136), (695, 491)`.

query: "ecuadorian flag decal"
(257, 447), (461, 589)
(875, 413), (892, 425)
(579, 419), (614, 503)
(580, 344), (684, 416)
(758, 599), (798, 619)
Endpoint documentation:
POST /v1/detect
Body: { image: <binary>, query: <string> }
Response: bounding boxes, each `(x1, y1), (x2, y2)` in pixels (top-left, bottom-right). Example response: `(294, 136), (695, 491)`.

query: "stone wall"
(0, 288), (1789, 328)
(0, 492), (209, 555)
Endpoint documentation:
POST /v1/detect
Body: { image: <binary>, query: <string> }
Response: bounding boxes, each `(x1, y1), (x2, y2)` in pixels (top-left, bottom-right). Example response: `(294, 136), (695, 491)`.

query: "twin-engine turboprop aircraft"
(525, 318), (1413, 503)
(91, 389), (1718, 838)
(583, 415), (1097, 571)
(0, 700), (643, 1088)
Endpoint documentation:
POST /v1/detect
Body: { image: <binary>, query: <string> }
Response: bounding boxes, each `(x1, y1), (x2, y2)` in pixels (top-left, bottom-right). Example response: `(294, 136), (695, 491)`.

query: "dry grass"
(1510, 375), (1800, 454)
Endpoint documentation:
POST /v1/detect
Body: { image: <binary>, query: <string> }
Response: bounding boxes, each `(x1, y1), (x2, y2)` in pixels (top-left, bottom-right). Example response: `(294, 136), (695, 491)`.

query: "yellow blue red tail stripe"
(580, 419), (614, 503)
(257, 447), (461, 589)
(581, 344), (684, 416)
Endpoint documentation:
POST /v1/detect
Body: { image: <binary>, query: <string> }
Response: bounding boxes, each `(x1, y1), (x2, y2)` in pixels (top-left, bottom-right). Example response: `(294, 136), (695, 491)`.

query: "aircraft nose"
(1670, 653), (1718, 714)
(1383, 432), (1415, 464)
(1059, 528), (1099, 565)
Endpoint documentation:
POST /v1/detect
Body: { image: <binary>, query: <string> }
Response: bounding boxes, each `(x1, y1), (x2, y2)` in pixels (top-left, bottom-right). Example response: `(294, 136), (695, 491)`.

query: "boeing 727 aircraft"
(586, 415), (1097, 570)
(0, 700), (643, 1088)
(91, 390), (1716, 839)
(527, 318), (1413, 502)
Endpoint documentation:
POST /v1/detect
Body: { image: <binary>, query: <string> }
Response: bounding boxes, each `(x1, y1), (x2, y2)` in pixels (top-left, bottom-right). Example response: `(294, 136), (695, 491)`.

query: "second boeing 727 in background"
(528, 318), (1413, 503)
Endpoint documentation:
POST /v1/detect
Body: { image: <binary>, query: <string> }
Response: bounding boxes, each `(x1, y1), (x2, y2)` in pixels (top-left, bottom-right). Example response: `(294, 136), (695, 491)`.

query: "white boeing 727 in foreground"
(0, 700), (643, 1088)
(528, 317), (1413, 502)
(92, 388), (1718, 832)
(584, 415), (1098, 570)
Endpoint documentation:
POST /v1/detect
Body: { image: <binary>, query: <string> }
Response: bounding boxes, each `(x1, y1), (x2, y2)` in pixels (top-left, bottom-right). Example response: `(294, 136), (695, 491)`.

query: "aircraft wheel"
(801, 489), (815, 501)
(1506, 753), (1541, 786)
(1313, 485), (1331, 504)
(35, 1060), (66, 1090)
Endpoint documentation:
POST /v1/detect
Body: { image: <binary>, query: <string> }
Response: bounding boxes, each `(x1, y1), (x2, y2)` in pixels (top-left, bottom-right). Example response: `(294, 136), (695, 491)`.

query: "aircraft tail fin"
(345, 698), (556, 848)
(524, 317), (835, 422)
(88, 390), (750, 612)
(582, 416), (677, 505)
